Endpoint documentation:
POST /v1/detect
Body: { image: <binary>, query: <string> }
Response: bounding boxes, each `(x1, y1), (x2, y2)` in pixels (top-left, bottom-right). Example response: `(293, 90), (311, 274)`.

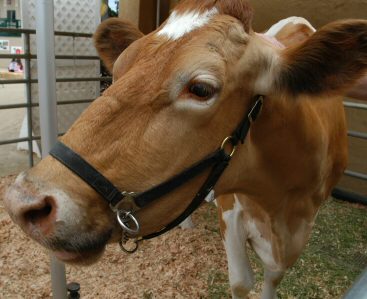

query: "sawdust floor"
(0, 175), (260, 299)
(3, 174), (363, 299)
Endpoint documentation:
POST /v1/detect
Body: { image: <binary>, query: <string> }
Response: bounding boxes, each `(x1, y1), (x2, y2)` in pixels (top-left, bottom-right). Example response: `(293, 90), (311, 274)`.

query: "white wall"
(0, 0), (21, 19)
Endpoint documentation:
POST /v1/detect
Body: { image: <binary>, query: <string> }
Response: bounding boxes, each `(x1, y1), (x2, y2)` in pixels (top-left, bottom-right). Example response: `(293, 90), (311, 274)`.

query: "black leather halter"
(49, 96), (263, 246)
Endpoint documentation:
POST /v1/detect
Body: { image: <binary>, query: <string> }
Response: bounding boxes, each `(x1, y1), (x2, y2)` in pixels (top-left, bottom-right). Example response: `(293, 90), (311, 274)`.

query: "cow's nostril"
(24, 203), (52, 224)
(23, 196), (56, 228)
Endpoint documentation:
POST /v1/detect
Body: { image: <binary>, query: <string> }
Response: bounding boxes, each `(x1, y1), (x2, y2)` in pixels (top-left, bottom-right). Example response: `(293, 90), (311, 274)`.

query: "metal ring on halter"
(119, 238), (139, 254)
(109, 191), (138, 213)
(117, 210), (140, 235)
(221, 136), (237, 157)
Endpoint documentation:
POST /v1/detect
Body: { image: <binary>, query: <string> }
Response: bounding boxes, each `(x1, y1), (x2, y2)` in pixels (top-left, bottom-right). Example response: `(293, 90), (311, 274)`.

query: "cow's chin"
(52, 246), (106, 265)
(40, 228), (117, 265)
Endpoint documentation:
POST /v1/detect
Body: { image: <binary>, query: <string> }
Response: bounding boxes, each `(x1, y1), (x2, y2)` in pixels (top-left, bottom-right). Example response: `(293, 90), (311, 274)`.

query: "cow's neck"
(218, 95), (309, 197)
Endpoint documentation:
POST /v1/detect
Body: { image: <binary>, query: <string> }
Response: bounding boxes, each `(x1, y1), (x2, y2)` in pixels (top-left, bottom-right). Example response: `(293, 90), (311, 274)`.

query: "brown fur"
(278, 20), (367, 96)
(275, 23), (314, 47)
(3, 1), (366, 296)
(93, 18), (144, 73)
(347, 74), (367, 100)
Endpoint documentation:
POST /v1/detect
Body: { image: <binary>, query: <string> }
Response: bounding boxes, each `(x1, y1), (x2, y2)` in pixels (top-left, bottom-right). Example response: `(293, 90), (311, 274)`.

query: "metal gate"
(0, 27), (111, 169)
(332, 100), (367, 204)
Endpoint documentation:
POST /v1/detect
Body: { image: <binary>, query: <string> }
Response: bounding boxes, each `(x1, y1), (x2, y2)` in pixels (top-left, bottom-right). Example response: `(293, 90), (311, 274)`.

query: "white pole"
(35, 0), (67, 298)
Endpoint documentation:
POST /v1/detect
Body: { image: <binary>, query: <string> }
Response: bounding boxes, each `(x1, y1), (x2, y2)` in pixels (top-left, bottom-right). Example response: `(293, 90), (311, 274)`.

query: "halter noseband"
(49, 96), (263, 252)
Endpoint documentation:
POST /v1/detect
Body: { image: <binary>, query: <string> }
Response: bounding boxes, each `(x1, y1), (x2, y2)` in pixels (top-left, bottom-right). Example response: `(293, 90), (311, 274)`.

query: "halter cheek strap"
(49, 96), (263, 245)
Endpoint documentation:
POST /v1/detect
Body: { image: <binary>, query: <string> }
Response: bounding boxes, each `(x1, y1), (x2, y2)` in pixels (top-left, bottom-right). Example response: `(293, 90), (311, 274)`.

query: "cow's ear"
(94, 18), (144, 73)
(276, 20), (367, 97)
(274, 21), (315, 47)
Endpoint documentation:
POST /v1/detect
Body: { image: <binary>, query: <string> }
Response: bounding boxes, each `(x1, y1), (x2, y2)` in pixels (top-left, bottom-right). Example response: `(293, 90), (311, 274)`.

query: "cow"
(4, 0), (367, 298)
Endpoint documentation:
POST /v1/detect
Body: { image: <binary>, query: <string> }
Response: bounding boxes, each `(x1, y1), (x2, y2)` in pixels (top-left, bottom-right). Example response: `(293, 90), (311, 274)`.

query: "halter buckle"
(221, 136), (237, 157)
(248, 96), (264, 123)
(109, 191), (138, 212)
(117, 210), (140, 235)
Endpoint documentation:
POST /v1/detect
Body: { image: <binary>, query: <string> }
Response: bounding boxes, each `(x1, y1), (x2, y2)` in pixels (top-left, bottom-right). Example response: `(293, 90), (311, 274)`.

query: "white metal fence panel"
(21, 0), (100, 144)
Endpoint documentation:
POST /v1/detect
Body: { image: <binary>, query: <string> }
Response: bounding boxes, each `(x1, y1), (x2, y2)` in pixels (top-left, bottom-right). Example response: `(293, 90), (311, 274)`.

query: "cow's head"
(4, 0), (367, 264)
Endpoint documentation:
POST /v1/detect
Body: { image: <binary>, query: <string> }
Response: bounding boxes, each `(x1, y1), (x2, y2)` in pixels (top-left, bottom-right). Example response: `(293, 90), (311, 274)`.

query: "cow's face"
(4, 0), (367, 264)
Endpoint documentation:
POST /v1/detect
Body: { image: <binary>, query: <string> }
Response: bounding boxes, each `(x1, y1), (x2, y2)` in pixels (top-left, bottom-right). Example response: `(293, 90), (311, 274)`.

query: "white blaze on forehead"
(157, 8), (218, 40)
(265, 16), (316, 37)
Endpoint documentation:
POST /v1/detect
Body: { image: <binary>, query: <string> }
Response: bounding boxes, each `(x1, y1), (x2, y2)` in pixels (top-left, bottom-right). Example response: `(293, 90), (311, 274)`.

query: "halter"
(49, 95), (263, 253)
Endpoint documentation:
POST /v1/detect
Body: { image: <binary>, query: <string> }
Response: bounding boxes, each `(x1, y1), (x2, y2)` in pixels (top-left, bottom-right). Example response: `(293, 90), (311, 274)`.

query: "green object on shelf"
(0, 18), (22, 37)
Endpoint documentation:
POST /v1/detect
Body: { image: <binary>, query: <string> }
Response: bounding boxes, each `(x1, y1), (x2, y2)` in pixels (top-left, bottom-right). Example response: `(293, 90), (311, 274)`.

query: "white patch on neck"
(157, 8), (218, 40)
(265, 16), (316, 37)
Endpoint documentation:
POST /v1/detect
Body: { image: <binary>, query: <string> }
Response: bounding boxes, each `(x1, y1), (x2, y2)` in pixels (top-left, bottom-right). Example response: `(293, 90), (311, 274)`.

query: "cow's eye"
(188, 83), (216, 99)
